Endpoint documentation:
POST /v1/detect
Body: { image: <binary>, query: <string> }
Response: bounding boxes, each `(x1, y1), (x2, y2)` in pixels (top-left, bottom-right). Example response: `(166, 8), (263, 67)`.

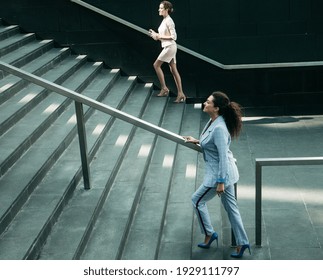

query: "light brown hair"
(161, 1), (174, 14)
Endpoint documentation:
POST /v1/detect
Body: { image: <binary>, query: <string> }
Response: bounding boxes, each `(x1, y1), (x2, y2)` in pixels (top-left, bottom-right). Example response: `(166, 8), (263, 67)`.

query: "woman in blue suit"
(183, 91), (250, 258)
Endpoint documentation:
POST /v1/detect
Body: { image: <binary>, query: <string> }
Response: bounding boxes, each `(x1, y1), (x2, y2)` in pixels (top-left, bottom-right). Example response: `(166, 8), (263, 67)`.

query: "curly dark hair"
(211, 91), (243, 139)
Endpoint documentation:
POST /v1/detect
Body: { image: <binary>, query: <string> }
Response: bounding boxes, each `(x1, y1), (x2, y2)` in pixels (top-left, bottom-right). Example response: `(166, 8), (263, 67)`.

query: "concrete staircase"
(0, 21), (220, 260)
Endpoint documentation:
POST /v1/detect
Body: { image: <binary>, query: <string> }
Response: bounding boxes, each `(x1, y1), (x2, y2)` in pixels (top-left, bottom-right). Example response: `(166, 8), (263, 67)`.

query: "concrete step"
(0, 45), (69, 80)
(0, 39), (54, 70)
(0, 59), (101, 177)
(0, 33), (35, 57)
(0, 25), (20, 41)
(0, 52), (84, 135)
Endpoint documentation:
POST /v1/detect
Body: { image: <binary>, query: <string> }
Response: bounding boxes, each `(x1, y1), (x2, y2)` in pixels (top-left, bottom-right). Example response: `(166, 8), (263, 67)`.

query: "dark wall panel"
(3, 0), (322, 64)
(257, 1), (290, 22)
(1, 0), (323, 113)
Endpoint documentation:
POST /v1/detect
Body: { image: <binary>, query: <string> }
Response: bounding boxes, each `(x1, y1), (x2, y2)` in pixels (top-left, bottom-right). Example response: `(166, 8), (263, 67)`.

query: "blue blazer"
(199, 116), (239, 188)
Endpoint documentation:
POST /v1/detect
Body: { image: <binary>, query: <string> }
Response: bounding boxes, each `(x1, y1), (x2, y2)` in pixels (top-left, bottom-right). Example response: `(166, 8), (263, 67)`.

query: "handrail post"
(255, 161), (262, 246)
(75, 101), (91, 189)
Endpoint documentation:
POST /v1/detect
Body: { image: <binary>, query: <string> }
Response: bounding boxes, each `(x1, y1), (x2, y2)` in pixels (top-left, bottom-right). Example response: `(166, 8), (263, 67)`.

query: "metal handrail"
(71, 0), (323, 70)
(255, 157), (323, 246)
(0, 61), (201, 189)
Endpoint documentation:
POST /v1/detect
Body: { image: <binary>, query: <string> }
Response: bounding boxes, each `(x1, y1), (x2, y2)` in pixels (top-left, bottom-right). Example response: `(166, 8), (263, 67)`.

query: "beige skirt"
(157, 44), (177, 63)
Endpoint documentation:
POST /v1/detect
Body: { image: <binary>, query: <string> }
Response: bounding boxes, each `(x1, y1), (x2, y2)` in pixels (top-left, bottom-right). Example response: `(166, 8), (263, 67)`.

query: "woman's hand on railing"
(183, 136), (199, 145)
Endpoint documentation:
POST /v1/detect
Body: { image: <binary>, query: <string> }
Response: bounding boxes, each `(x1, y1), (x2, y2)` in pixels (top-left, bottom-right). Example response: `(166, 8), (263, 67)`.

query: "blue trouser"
(192, 184), (249, 246)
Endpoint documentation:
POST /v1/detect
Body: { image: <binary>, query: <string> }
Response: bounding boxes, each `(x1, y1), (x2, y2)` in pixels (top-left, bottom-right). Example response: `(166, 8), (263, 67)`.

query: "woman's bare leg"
(153, 59), (169, 96)
(169, 60), (186, 102)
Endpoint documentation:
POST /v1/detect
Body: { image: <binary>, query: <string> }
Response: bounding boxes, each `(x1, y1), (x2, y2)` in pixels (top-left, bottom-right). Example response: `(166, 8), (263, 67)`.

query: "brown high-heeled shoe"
(174, 94), (186, 103)
(157, 87), (169, 97)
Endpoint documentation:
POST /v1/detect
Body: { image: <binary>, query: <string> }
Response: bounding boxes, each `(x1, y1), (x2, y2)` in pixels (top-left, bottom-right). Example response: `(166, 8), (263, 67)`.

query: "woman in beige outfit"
(149, 1), (186, 103)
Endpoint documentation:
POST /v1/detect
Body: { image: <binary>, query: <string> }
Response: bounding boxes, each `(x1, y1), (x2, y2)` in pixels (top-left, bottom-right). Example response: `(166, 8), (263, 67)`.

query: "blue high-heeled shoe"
(230, 244), (251, 258)
(198, 232), (218, 249)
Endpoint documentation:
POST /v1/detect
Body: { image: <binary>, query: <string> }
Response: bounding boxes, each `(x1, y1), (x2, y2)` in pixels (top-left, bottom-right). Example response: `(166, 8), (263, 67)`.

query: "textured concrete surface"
(226, 114), (323, 260)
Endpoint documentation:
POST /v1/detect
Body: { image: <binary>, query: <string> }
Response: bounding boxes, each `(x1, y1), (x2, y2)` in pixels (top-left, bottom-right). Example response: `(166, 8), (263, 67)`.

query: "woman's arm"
(164, 18), (177, 40)
(213, 126), (230, 184)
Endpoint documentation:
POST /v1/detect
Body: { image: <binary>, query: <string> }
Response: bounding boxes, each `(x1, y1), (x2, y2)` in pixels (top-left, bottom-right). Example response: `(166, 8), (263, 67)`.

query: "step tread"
(0, 32), (33, 43)
(0, 39), (54, 66)
(0, 33), (35, 51)
(0, 25), (19, 40)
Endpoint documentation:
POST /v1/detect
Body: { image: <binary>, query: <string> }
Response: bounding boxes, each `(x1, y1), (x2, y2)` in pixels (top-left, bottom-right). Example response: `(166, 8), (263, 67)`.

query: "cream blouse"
(158, 15), (177, 48)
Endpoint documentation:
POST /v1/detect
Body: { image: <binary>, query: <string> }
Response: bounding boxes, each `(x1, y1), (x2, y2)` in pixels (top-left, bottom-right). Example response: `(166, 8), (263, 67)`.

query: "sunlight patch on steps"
(186, 164), (197, 179)
(67, 114), (76, 124)
(115, 135), (128, 147)
(92, 124), (105, 135)
(145, 83), (153, 88)
(39, 39), (53, 44)
(19, 93), (37, 104)
(43, 103), (59, 114)
(0, 83), (13, 93)
(76, 54), (87, 60)
(162, 154), (174, 168)
(138, 144), (151, 158)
